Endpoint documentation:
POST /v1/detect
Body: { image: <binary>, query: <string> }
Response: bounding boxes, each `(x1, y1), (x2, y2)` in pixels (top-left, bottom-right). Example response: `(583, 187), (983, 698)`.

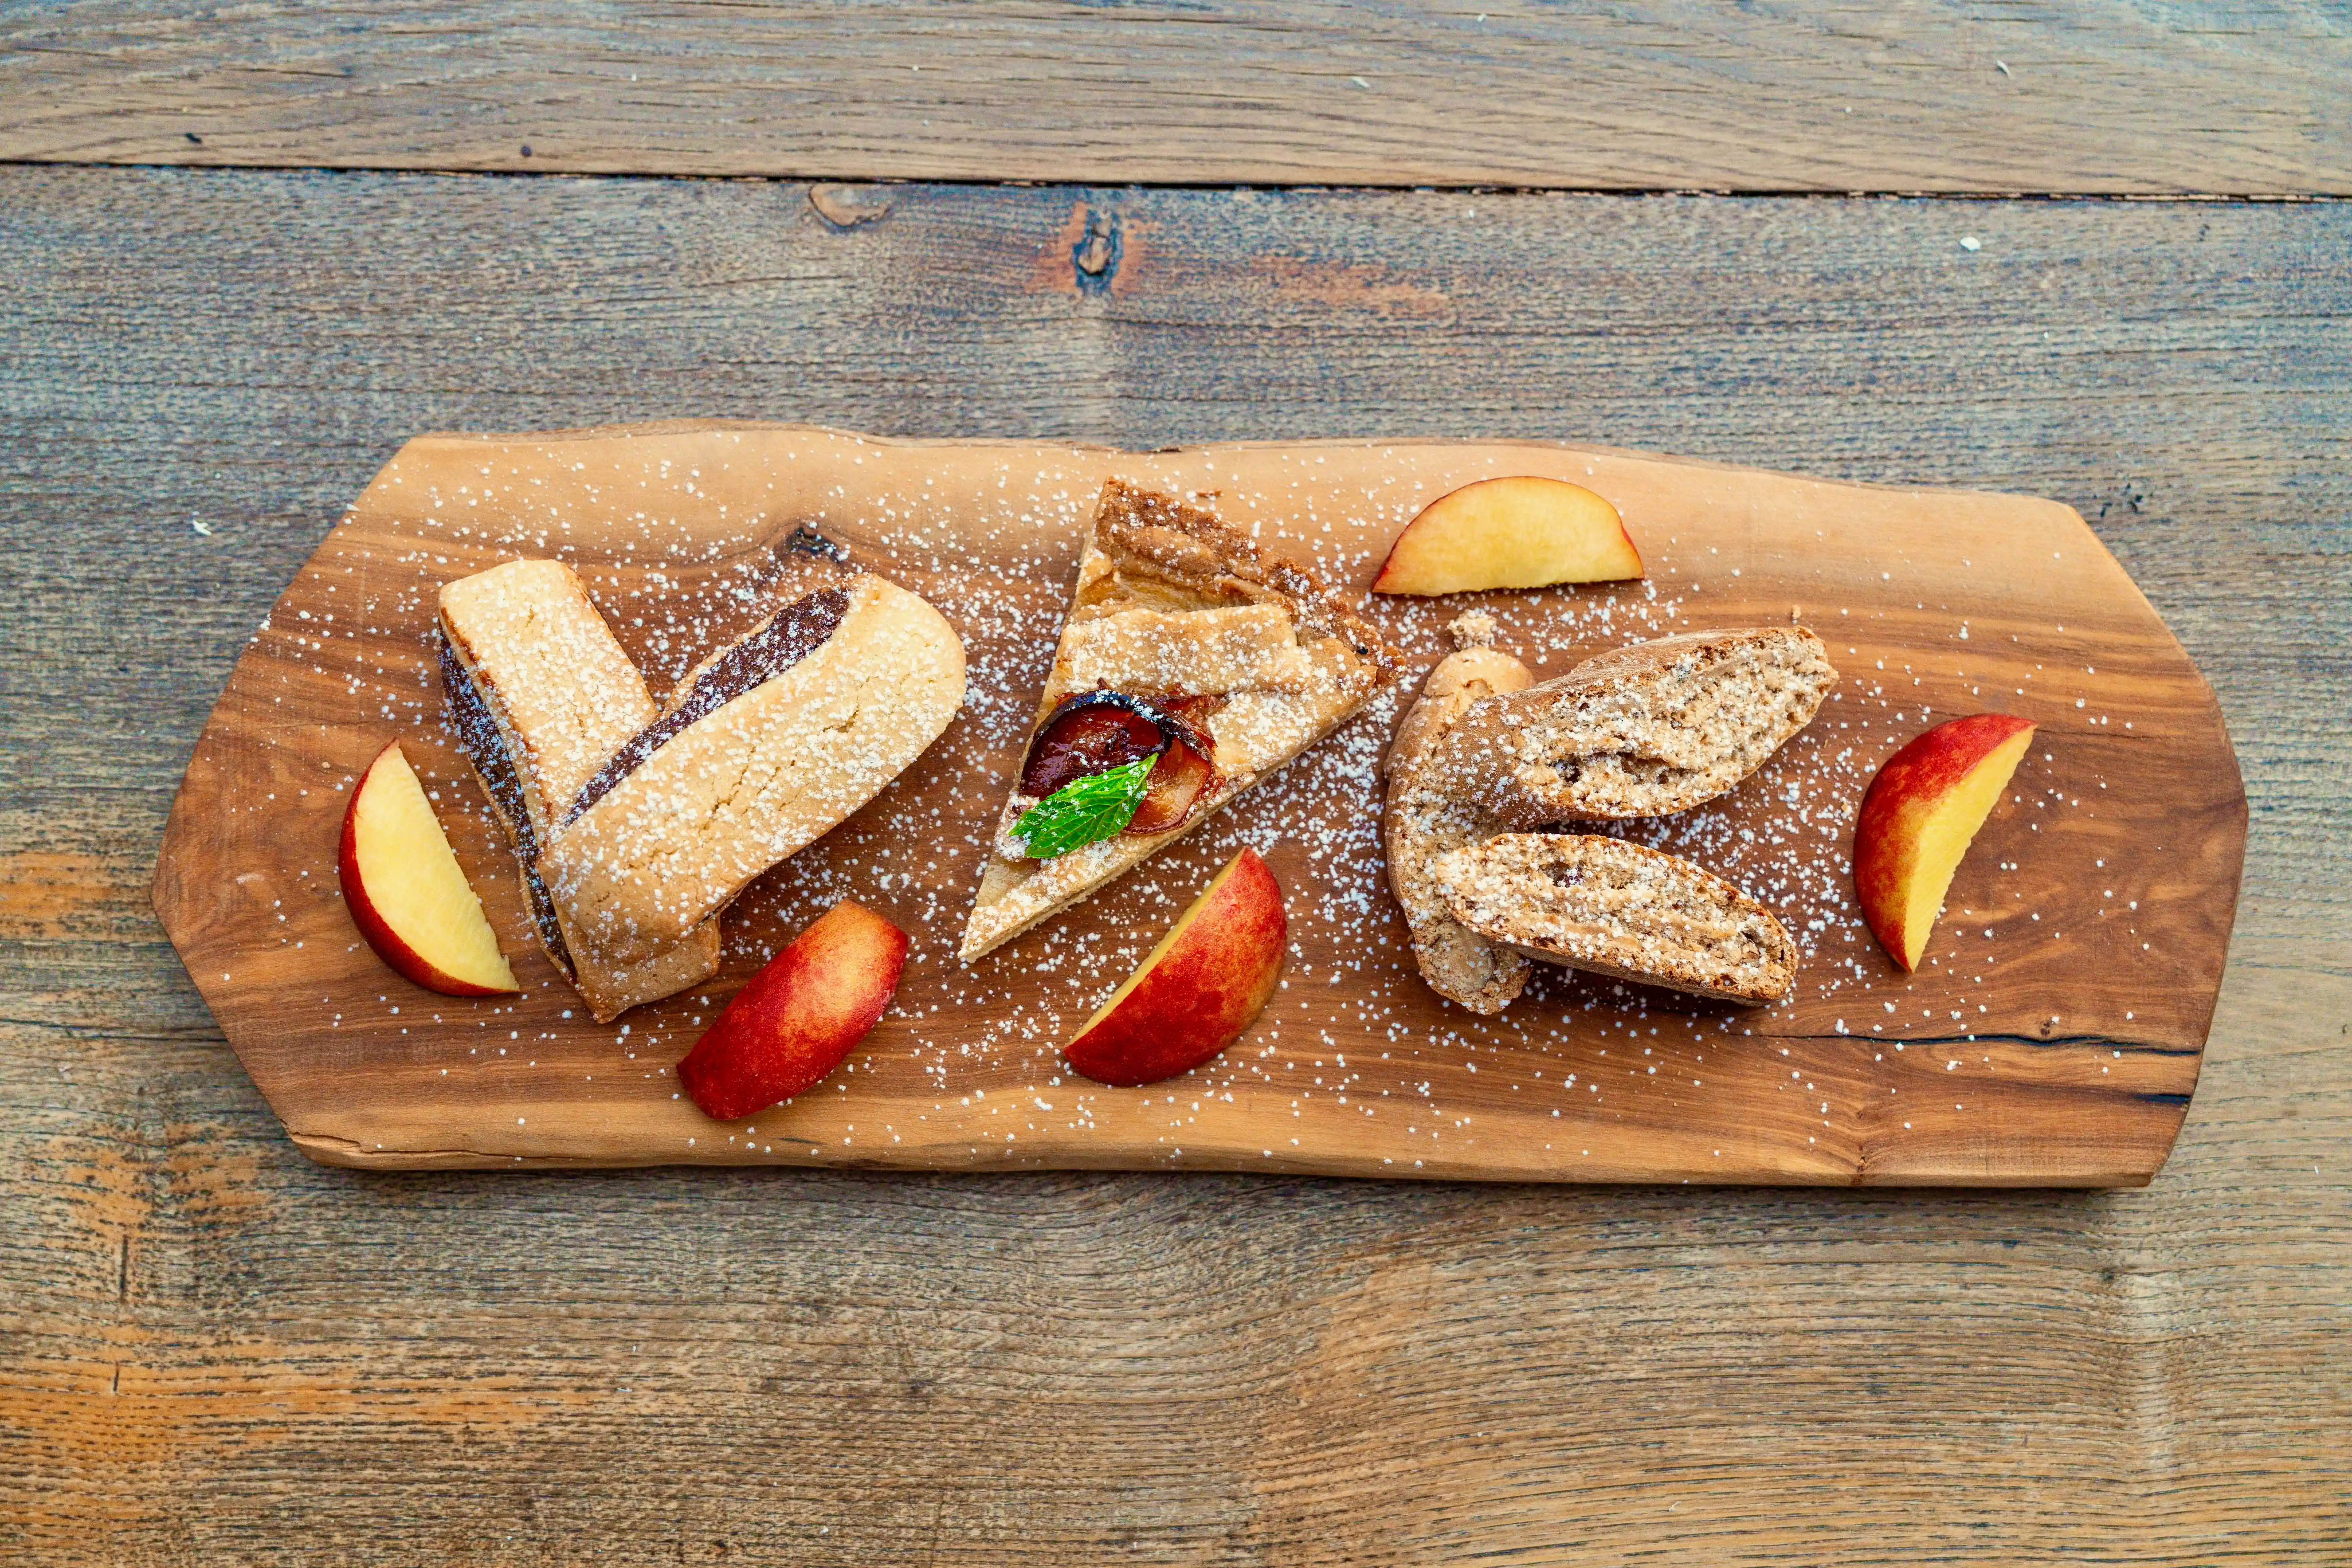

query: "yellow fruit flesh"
(1897, 729), (2036, 969)
(1075, 852), (1244, 1034)
(355, 747), (519, 991)
(1379, 477), (1640, 594)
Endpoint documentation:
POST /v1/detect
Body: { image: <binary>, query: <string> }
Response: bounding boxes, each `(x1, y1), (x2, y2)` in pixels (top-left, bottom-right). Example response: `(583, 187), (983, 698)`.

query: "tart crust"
(958, 481), (1395, 963)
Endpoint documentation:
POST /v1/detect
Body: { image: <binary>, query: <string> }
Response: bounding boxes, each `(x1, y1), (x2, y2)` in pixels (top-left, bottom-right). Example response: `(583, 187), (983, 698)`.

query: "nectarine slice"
(1063, 848), (1286, 1087)
(677, 900), (908, 1121)
(1371, 476), (1642, 596)
(339, 740), (519, 996)
(1852, 715), (2038, 972)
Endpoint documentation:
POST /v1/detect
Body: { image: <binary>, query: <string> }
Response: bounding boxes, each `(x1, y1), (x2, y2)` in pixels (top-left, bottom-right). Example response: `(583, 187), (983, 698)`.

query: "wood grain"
(153, 423), (2242, 1182)
(3, 1), (2349, 194)
(5, 167), (2349, 1561)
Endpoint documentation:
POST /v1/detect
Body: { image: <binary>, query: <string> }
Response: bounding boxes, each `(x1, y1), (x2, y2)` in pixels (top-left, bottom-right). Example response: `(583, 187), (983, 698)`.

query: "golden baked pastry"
(439, 558), (722, 1022)
(544, 572), (965, 971)
(959, 480), (1395, 962)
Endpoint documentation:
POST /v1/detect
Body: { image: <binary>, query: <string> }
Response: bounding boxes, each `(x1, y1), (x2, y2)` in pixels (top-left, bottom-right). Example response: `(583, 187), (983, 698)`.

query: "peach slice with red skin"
(1371, 476), (1643, 596)
(1852, 714), (2038, 972)
(338, 739), (519, 996)
(1063, 848), (1286, 1087)
(677, 900), (908, 1121)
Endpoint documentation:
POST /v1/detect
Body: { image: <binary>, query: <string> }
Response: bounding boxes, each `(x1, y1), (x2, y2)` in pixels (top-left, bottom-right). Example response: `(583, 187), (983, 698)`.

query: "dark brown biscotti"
(1383, 624), (1833, 1013)
(545, 572), (966, 969)
(1432, 833), (1798, 1005)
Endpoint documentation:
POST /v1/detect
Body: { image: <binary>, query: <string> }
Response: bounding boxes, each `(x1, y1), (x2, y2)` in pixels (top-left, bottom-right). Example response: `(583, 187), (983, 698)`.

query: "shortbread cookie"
(1432, 833), (1796, 1005)
(959, 480), (1396, 963)
(438, 558), (721, 1021)
(545, 573), (965, 968)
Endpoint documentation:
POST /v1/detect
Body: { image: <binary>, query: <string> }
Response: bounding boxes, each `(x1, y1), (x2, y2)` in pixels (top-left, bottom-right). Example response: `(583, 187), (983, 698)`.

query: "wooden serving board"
(152, 423), (2244, 1183)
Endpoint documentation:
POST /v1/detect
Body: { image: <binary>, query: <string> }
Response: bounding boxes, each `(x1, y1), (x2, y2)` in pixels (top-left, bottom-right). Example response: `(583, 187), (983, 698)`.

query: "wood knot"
(809, 184), (894, 230)
(1073, 208), (1123, 295)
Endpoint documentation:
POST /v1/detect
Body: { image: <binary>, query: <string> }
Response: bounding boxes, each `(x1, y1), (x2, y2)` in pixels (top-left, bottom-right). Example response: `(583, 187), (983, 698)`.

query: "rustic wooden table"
(3, 6), (2347, 1562)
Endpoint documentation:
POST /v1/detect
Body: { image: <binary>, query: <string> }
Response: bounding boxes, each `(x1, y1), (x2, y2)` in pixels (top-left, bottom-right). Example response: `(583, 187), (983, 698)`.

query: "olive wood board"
(150, 422), (2245, 1183)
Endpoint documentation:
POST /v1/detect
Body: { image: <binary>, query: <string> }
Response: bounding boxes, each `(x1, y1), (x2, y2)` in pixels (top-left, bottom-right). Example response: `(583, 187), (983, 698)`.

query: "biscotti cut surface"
(1436, 626), (1838, 823)
(547, 573), (965, 968)
(1381, 621), (1538, 1014)
(1433, 833), (1797, 1005)
(439, 559), (658, 843)
(958, 480), (1395, 963)
(437, 557), (721, 1020)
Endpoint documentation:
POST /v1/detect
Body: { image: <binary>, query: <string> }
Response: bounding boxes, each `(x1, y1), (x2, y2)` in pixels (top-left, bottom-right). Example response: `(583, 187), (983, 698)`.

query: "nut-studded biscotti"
(1431, 833), (1797, 1005)
(1384, 624), (1834, 1013)
(1432, 626), (1838, 825)
(1382, 611), (1538, 1014)
(959, 479), (1396, 963)
(438, 559), (721, 1021)
(545, 573), (965, 970)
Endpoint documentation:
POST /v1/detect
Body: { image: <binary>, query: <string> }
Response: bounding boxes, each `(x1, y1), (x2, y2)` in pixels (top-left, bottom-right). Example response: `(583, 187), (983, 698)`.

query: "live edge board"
(151, 423), (2245, 1184)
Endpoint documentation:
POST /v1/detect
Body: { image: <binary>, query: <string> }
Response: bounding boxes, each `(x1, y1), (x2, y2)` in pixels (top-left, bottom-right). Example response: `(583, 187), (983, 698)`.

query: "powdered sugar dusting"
(218, 428), (2197, 1178)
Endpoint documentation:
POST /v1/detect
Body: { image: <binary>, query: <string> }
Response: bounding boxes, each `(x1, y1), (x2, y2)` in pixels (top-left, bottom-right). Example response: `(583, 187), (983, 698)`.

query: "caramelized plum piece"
(1021, 702), (1163, 798)
(1127, 736), (1215, 834)
(1126, 693), (1224, 832)
(1020, 691), (1220, 801)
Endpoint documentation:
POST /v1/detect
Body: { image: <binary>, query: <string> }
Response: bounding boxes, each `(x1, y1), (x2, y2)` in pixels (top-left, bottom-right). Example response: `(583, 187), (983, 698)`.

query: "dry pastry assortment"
(434, 539), (963, 1022)
(334, 473), (2042, 1129)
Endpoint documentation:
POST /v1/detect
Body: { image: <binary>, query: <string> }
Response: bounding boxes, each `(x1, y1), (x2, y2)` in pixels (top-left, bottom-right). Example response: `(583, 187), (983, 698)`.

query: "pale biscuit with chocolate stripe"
(438, 558), (721, 1022)
(545, 573), (964, 969)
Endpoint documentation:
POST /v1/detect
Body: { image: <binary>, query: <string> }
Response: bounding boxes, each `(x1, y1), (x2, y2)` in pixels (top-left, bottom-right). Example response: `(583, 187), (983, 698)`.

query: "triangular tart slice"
(959, 480), (1396, 962)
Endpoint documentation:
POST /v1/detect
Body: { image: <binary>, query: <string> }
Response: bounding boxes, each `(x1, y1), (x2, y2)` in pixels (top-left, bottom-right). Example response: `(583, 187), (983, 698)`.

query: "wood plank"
(2, 2), (2349, 194)
(152, 422), (2242, 1181)
(3, 167), (2348, 1558)
(4, 965), (2347, 1562)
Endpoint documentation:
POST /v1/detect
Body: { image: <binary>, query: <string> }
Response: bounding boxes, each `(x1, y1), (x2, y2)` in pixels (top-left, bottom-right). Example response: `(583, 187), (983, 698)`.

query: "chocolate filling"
(560, 585), (853, 828)
(440, 635), (576, 980)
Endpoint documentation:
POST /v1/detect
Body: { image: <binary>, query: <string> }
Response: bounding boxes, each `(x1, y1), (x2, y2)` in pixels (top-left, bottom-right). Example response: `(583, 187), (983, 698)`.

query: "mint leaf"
(1012, 755), (1156, 860)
